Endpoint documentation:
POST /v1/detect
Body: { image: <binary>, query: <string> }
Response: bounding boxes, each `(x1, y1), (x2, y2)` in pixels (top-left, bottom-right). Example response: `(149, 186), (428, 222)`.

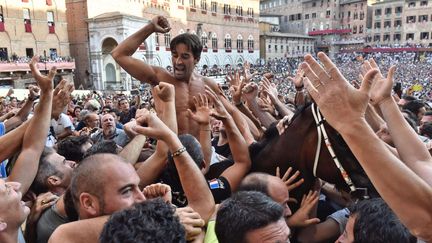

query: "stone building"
(66, 0), (260, 90)
(0, 0), (74, 88)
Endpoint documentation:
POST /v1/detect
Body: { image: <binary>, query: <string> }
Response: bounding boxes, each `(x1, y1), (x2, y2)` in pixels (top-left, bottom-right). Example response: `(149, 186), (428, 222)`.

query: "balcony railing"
(0, 61), (75, 73)
(308, 28), (351, 36)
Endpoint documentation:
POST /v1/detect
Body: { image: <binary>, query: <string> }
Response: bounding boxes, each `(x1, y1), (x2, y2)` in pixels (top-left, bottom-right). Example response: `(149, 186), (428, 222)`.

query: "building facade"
(66, 0), (260, 90)
(0, 0), (74, 88)
(259, 21), (315, 59)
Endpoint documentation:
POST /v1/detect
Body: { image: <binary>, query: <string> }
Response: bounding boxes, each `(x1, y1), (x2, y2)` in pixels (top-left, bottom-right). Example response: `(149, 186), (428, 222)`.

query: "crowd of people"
(1, 15), (432, 243)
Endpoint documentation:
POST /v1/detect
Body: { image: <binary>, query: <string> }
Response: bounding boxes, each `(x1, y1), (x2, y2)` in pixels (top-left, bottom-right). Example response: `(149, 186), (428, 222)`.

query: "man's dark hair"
(215, 191), (283, 243)
(170, 33), (203, 60)
(401, 95), (416, 101)
(350, 198), (416, 243)
(57, 135), (91, 162)
(420, 122), (432, 139)
(83, 140), (118, 158)
(31, 147), (64, 194)
(99, 198), (186, 243)
(117, 98), (128, 106)
(402, 100), (425, 117)
(237, 173), (270, 196)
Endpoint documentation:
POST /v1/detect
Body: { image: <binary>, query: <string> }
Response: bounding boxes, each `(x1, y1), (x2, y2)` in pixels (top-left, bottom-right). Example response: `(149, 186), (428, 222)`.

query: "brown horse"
(249, 103), (379, 208)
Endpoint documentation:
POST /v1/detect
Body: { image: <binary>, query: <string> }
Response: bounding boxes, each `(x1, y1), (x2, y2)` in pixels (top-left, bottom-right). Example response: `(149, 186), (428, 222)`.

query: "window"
(385, 8), (391, 15)
(374, 22), (381, 29)
(359, 25), (363, 33)
(353, 25), (357, 34)
(164, 33), (171, 47)
(421, 32), (429, 39)
(419, 15), (428, 22)
(23, 8), (32, 33)
(375, 9), (381, 16)
(236, 35), (243, 51)
(326, 10), (330, 17)
(406, 16), (416, 23)
(383, 34), (390, 41)
(26, 48), (33, 58)
(275, 44), (277, 52)
(305, 14), (310, 19)
(373, 35), (380, 42)
(155, 33), (160, 49)
(200, 0), (207, 10)
(0, 5), (4, 32)
(247, 35), (254, 50)
(420, 0), (427, 6)
(384, 21), (391, 28)
(0, 47), (7, 61)
(224, 34), (231, 50)
(201, 32), (208, 48)
(312, 2), (316, 7)
(211, 1), (217, 12)
(394, 33), (401, 41)
(177, 0), (184, 5)
(223, 4), (231, 14)
(268, 44), (271, 52)
(395, 6), (402, 13)
(190, 0), (196, 8)
(394, 20), (402, 27)
(247, 8), (253, 17)
(211, 33), (217, 49)
(406, 33), (414, 40)
(312, 13), (317, 18)
(47, 11), (55, 33)
(408, 2), (415, 7)
(235, 6), (243, 16)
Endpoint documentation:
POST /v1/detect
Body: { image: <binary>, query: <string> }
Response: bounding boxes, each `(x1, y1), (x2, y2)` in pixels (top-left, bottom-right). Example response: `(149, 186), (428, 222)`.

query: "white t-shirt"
(51, 113), (74, 136)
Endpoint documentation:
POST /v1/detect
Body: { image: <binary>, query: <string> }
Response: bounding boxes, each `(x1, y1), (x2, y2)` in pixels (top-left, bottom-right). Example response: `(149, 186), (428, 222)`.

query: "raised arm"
(302, 52), (432, 241)
(134, 111), (215, 222)
(7, 57), (54, 195)
(111, 16), (171, 85)
(365, 59), (432, 186)
(206, 87), (251, 191)
(4, 85), (38, 132)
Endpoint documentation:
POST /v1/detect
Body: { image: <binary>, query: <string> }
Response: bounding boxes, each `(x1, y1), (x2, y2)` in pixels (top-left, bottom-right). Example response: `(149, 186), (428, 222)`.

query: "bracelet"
(295, 85), (304, 91)
(171, 146), (187, 157)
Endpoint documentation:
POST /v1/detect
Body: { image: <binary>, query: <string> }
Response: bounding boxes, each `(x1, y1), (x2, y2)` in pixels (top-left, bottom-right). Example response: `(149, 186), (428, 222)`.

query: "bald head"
(70, 154), (128, 213)
(238, 172), (271, 196)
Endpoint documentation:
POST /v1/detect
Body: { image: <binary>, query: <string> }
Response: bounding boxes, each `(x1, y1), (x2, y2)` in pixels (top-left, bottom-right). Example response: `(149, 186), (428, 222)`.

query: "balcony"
(332, 39), (365, 45)
(307, 28), (351, 36)
(0, 60), (75, 73)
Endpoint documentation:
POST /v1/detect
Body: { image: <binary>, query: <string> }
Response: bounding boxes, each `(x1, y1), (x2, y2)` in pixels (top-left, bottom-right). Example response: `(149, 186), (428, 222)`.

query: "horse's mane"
(249, 102), (313, 159)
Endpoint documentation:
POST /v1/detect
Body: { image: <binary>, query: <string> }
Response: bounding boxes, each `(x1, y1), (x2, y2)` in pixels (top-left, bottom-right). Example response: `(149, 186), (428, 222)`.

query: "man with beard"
(91, 114), (129, 147)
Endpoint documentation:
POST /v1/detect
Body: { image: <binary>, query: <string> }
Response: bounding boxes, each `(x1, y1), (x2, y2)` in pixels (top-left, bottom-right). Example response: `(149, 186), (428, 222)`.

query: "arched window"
(201, 32), (208, 48)
(105, 63), (116, 82)
(224, 34), (232, 49)
(247, 35), (254, 50)
(164, 33), (171, 47)
(211, 33), (218, 49)
(236, 34), (243, 51)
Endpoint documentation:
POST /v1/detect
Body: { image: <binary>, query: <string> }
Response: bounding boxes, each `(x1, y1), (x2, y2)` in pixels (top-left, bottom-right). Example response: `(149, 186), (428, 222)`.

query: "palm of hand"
(191, 106), (210, 125)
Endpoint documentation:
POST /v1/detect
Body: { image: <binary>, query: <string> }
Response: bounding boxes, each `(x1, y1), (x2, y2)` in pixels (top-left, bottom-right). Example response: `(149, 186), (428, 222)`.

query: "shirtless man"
(111, 16), (219, 138)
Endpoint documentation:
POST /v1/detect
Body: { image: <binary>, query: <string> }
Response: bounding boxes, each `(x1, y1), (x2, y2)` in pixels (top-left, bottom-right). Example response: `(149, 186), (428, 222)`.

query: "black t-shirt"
(119, 106), (137, 124)
(159, 174), (232, 207)
(211, 138), (232, 159)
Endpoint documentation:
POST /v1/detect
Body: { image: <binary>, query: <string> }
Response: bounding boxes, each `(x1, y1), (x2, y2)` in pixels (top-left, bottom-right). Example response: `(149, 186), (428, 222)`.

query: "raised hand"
(28, 85), (40, 101)
(29, 56), (55, 93)
(142, 183), (172, 203)
(286, 190), (320, 227)
(52, 79), (75, 119)
(151, 16), (171, 33)
(301, 52), (379, 133)
(276, 166), (305, 192)
(257, 96), (275, 115)
(243, 61), (257, 82)
(187, 94), (211, 125)
(361, 59), (396, 106)
(154, 81), (175, 102)
(261, 77), (278, 100)
(134, 109), (173, 141)
(241, 82), (259, 102)
(288, 65), (305, 89)
(205, 86), (230, 120)
(175, 207), (206, 241)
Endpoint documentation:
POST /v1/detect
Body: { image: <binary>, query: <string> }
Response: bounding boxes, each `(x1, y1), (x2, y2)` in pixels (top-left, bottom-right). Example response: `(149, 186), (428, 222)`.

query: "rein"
(311, 103), (357, 193)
